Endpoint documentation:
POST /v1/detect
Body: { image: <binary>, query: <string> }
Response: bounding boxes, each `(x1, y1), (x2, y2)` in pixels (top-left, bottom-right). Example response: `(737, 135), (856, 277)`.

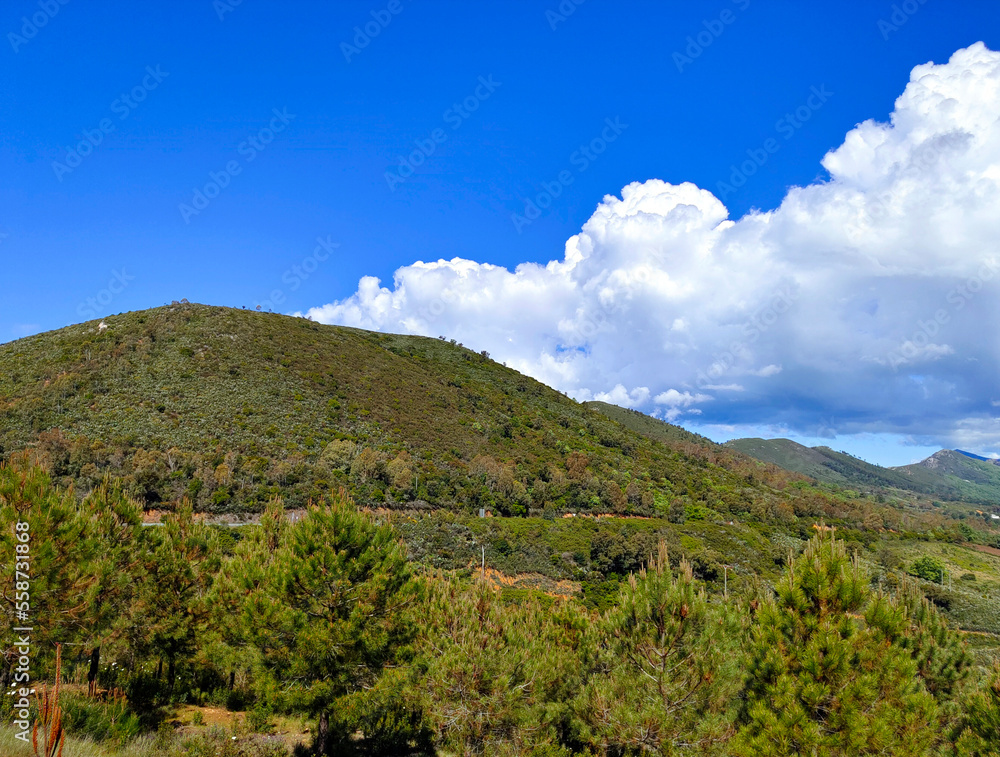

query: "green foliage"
(0, 458), (146, 686)
(894, 578), (973, 704)
(322, 667), (433, 757)
(1, 441), (997, 756)
(0, 458), (99, 658)
(126, 500), (219, 691)
(582, 543), (744, 754)
(59, 691), (142, 744)
(667, 499), (686, 524)
(911, 555), (947, 582)
(955, 663), (1000, 756)
(589, 526), (657, 577)
(243, 703), (274, 735)
(581, 576), (622, 613)
(217, 489), (417, 753)
(409, 577), (592, 756)
(734, 532), (942, 756)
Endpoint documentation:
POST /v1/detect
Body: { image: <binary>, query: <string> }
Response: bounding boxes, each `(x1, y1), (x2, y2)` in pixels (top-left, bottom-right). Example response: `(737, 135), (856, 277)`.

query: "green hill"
(810, 446), (934, 491)
(0, 303), (804, 518)
(894, 450), (1000, 506)
(725, 438), (1000, 507)
(723, 438), (856, 486)
(722, 437), (923, 491)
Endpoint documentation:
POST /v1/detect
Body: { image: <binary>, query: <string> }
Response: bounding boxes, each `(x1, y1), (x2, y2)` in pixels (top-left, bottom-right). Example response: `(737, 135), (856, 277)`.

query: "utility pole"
(481, 546), (486, 579)
(724, 565), (729, 599)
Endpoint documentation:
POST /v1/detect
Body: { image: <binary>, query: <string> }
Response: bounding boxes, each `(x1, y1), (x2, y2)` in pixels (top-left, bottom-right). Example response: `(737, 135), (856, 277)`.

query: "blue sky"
(2, 0), (999, 466)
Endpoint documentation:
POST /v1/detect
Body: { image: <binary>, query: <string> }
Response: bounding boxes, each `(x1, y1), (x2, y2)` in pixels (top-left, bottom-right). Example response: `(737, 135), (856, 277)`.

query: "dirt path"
(970, 544), (1000, 557)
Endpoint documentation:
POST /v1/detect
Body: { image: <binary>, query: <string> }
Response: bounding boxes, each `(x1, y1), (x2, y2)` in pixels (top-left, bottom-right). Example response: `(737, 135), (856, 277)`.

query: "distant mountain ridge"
(725, 438), (1000, 506)
(895, 450), (1000, 504)
(957, 449), (1000, 465)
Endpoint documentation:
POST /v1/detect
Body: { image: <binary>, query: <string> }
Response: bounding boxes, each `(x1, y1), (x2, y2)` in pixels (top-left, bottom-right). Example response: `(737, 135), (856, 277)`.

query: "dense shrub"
(911, 555), (947, 582)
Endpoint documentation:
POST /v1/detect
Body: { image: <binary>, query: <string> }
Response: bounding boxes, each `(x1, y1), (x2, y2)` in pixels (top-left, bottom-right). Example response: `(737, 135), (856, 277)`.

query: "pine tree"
(893, 577), (972, 704)
(76, 479), (144, 696)
(208, 496), (293, 712)
(0, 460), (152, 695)
(417, 578), (540, 754)
(231, 489), (417, 755)
(211, 495), (288, 644)
(955, 663), (1000, 757)
(584, 541), (743, 756)
(411, 574), (591, 756)
(125, 500), (218, 691)
(0, 460), (99, 675)
(734, 531), (940, 756)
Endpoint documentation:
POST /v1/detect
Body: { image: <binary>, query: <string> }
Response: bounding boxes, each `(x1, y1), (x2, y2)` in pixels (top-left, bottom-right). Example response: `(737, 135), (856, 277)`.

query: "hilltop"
(957, 449), (1000, 464)
(896, 449), (1000, 505)
(0, 304), (803, 519)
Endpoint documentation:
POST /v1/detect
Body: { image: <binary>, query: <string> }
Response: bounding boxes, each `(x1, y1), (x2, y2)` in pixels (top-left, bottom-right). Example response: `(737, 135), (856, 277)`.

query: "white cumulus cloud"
(302, 43), (1000, 455)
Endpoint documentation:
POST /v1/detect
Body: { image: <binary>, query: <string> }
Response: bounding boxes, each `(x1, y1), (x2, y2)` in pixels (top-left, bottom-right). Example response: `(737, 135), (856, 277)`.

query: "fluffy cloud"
(591, 384), (650, 408)
(303, 43), (1000, 454)
(653, 389), (714, 421)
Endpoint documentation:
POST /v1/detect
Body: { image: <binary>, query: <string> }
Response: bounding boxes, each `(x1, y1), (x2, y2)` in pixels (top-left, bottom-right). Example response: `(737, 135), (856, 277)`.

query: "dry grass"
(0, 701), (310, 757)
(0, 724), (112, 757)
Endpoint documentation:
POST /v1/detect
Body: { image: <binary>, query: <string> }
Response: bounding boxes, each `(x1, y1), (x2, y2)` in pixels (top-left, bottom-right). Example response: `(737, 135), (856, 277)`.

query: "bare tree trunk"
(314, 711), (329, 756)
(88, 647), (101, 697)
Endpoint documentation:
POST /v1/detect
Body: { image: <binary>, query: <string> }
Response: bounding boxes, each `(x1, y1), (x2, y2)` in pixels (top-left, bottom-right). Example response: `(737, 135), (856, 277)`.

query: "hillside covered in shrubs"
(0, 304), (978, 534)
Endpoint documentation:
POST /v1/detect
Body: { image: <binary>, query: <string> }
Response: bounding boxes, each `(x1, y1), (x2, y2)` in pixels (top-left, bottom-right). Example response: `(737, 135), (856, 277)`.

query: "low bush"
(60, 691), (142, 745)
